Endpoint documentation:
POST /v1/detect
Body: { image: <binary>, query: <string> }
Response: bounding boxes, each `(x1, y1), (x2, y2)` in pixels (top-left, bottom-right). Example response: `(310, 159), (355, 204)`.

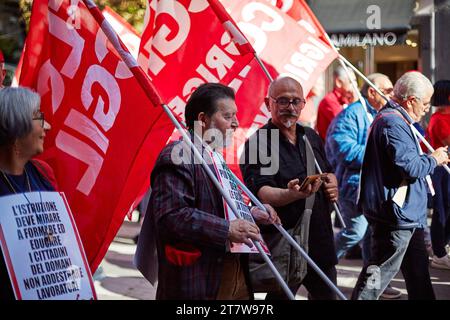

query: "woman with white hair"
(0, 87), (56, 299)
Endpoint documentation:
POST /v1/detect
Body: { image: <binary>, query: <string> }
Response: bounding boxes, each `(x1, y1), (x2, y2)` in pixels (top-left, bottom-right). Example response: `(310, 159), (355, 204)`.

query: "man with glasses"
(325, 73), (402, 299)
(351, 71), (449, 300)
(241, 76), (339, 299)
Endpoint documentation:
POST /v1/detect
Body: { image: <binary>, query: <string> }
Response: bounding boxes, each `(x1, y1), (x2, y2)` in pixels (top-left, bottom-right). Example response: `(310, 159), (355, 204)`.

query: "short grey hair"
(333, 65), (355, 81)
(393, 72), (434, 101)
(361, 73), (390, 98)
(0, 87), (41, 146)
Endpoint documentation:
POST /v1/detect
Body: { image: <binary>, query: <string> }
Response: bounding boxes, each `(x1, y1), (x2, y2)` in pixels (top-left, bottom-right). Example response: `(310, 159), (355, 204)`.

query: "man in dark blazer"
(136, 83), (279, 300)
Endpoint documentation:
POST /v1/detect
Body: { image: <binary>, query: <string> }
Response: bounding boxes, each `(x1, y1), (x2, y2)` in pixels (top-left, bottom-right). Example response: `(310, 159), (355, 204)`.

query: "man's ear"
(404, 95), (415, 110)
(367, 87), (376, 99)
(197, 112), (206, 127)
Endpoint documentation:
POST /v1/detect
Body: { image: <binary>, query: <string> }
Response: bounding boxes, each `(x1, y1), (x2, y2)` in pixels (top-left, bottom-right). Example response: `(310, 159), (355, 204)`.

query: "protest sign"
(0, 191), (96, 300)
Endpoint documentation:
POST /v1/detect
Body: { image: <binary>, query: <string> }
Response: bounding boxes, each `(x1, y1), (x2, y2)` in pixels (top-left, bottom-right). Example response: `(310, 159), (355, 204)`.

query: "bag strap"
(293, 134), (316, 231)
(289, 133), (317, 283)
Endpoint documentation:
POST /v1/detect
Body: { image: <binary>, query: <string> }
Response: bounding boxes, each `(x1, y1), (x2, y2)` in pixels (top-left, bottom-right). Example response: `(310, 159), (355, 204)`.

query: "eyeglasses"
(32, 111), (45, 128)
(412, 96), (431, 108)
(270, 96), (306, 108)
(380, 88), (393, 95)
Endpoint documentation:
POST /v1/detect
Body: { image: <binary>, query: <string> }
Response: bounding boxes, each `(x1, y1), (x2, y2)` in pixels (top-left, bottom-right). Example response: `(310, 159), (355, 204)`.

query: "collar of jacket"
(385, 100), (415, 124)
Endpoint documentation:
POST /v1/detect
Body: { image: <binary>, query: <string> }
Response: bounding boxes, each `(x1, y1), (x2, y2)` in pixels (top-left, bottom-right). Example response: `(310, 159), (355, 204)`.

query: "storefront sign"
(330, 32), (398, 47)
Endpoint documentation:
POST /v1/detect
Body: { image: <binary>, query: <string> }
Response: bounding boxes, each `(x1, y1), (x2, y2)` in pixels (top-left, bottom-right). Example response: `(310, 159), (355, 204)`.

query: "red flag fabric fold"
(19, 0), (173, 272)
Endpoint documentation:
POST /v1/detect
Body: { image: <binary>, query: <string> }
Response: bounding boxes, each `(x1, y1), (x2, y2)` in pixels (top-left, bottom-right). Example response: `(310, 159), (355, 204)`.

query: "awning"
(307, 0), (416, 34)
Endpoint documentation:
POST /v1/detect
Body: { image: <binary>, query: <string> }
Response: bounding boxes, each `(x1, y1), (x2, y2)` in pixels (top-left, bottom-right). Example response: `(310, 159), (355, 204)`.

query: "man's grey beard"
(279, 112), (298, 129)
(281, 119), (294, 128)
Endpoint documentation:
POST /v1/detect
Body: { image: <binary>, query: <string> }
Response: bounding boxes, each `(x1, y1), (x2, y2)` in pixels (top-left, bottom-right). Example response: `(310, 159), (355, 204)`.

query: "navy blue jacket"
(358, 102), (437, 229)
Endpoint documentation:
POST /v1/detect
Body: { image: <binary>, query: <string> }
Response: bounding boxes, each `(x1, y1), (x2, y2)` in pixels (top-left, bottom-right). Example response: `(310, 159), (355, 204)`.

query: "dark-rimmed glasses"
(270, 96), (306, 108)
(32, 111), (45, 128)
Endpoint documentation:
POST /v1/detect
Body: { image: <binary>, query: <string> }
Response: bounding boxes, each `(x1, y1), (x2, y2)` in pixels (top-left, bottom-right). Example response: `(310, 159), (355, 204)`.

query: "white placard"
(209, 150), (270, 254)
(0, 191), (96, 300)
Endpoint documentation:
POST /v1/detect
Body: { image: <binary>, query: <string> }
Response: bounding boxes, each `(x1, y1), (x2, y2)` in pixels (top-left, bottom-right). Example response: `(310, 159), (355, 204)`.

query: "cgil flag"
(137, 0), (337, 180)
(19, 0), (174, 272)
(137, 0), (256, 125)
(220, 0), (339, 176)
(137, 0), (261, 179)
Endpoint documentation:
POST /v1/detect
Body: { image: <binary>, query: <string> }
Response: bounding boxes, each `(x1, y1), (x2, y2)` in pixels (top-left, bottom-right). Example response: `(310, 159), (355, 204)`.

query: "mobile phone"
(298, 173), (327, 191)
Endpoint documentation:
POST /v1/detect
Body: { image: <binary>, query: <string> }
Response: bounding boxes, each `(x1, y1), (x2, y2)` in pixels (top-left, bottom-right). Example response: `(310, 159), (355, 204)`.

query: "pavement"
(93, 220), (450, 300)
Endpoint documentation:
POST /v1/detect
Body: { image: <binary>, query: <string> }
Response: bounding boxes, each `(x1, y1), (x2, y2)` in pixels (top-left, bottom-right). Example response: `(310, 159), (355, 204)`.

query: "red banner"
(138, 0), (255, 124)
(221, 0), (336, 96)
(137, 0), (336, 181)
(19, 0), (173, 272)
(221, 0), (337, 175)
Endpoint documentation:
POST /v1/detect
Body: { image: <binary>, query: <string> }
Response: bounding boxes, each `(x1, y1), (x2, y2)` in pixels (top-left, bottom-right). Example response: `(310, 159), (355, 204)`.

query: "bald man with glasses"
(241, 76), (339, 300)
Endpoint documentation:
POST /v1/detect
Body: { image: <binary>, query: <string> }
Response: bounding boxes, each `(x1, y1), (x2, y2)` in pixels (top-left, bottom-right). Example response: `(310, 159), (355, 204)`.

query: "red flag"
(19, 0), (173, 272)
(138, 0), (255, 124)
(218, 0), (338, 175)
(262, 0), (335, 125)
(221, 0), (336, 95)
(137, 0), (337, 182)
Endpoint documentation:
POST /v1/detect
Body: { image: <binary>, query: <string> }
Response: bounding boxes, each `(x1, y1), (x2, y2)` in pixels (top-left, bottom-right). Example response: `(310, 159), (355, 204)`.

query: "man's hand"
(431, 146), (449, 166)
(287, 178), (322, 199)
(250, 204), (282, 225)
(228, 219), (261, 248)
(322, 173), (339, 202)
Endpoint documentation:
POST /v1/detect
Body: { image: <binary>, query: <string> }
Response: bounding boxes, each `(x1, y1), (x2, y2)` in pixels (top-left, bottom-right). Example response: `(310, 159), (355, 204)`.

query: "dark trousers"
(265, 265), (337, 300)
(352, 224), (435, 300)
(431, 166), (450, 257)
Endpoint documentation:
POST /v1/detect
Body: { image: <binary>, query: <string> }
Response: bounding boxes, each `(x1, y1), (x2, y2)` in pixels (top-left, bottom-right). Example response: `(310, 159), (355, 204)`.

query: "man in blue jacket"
(325, 73), (402, 299)
(351, 71), (449, 300)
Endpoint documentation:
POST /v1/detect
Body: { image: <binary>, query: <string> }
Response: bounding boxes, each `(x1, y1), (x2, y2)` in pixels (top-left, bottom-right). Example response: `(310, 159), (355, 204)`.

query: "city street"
(93, 220), (450, 300)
